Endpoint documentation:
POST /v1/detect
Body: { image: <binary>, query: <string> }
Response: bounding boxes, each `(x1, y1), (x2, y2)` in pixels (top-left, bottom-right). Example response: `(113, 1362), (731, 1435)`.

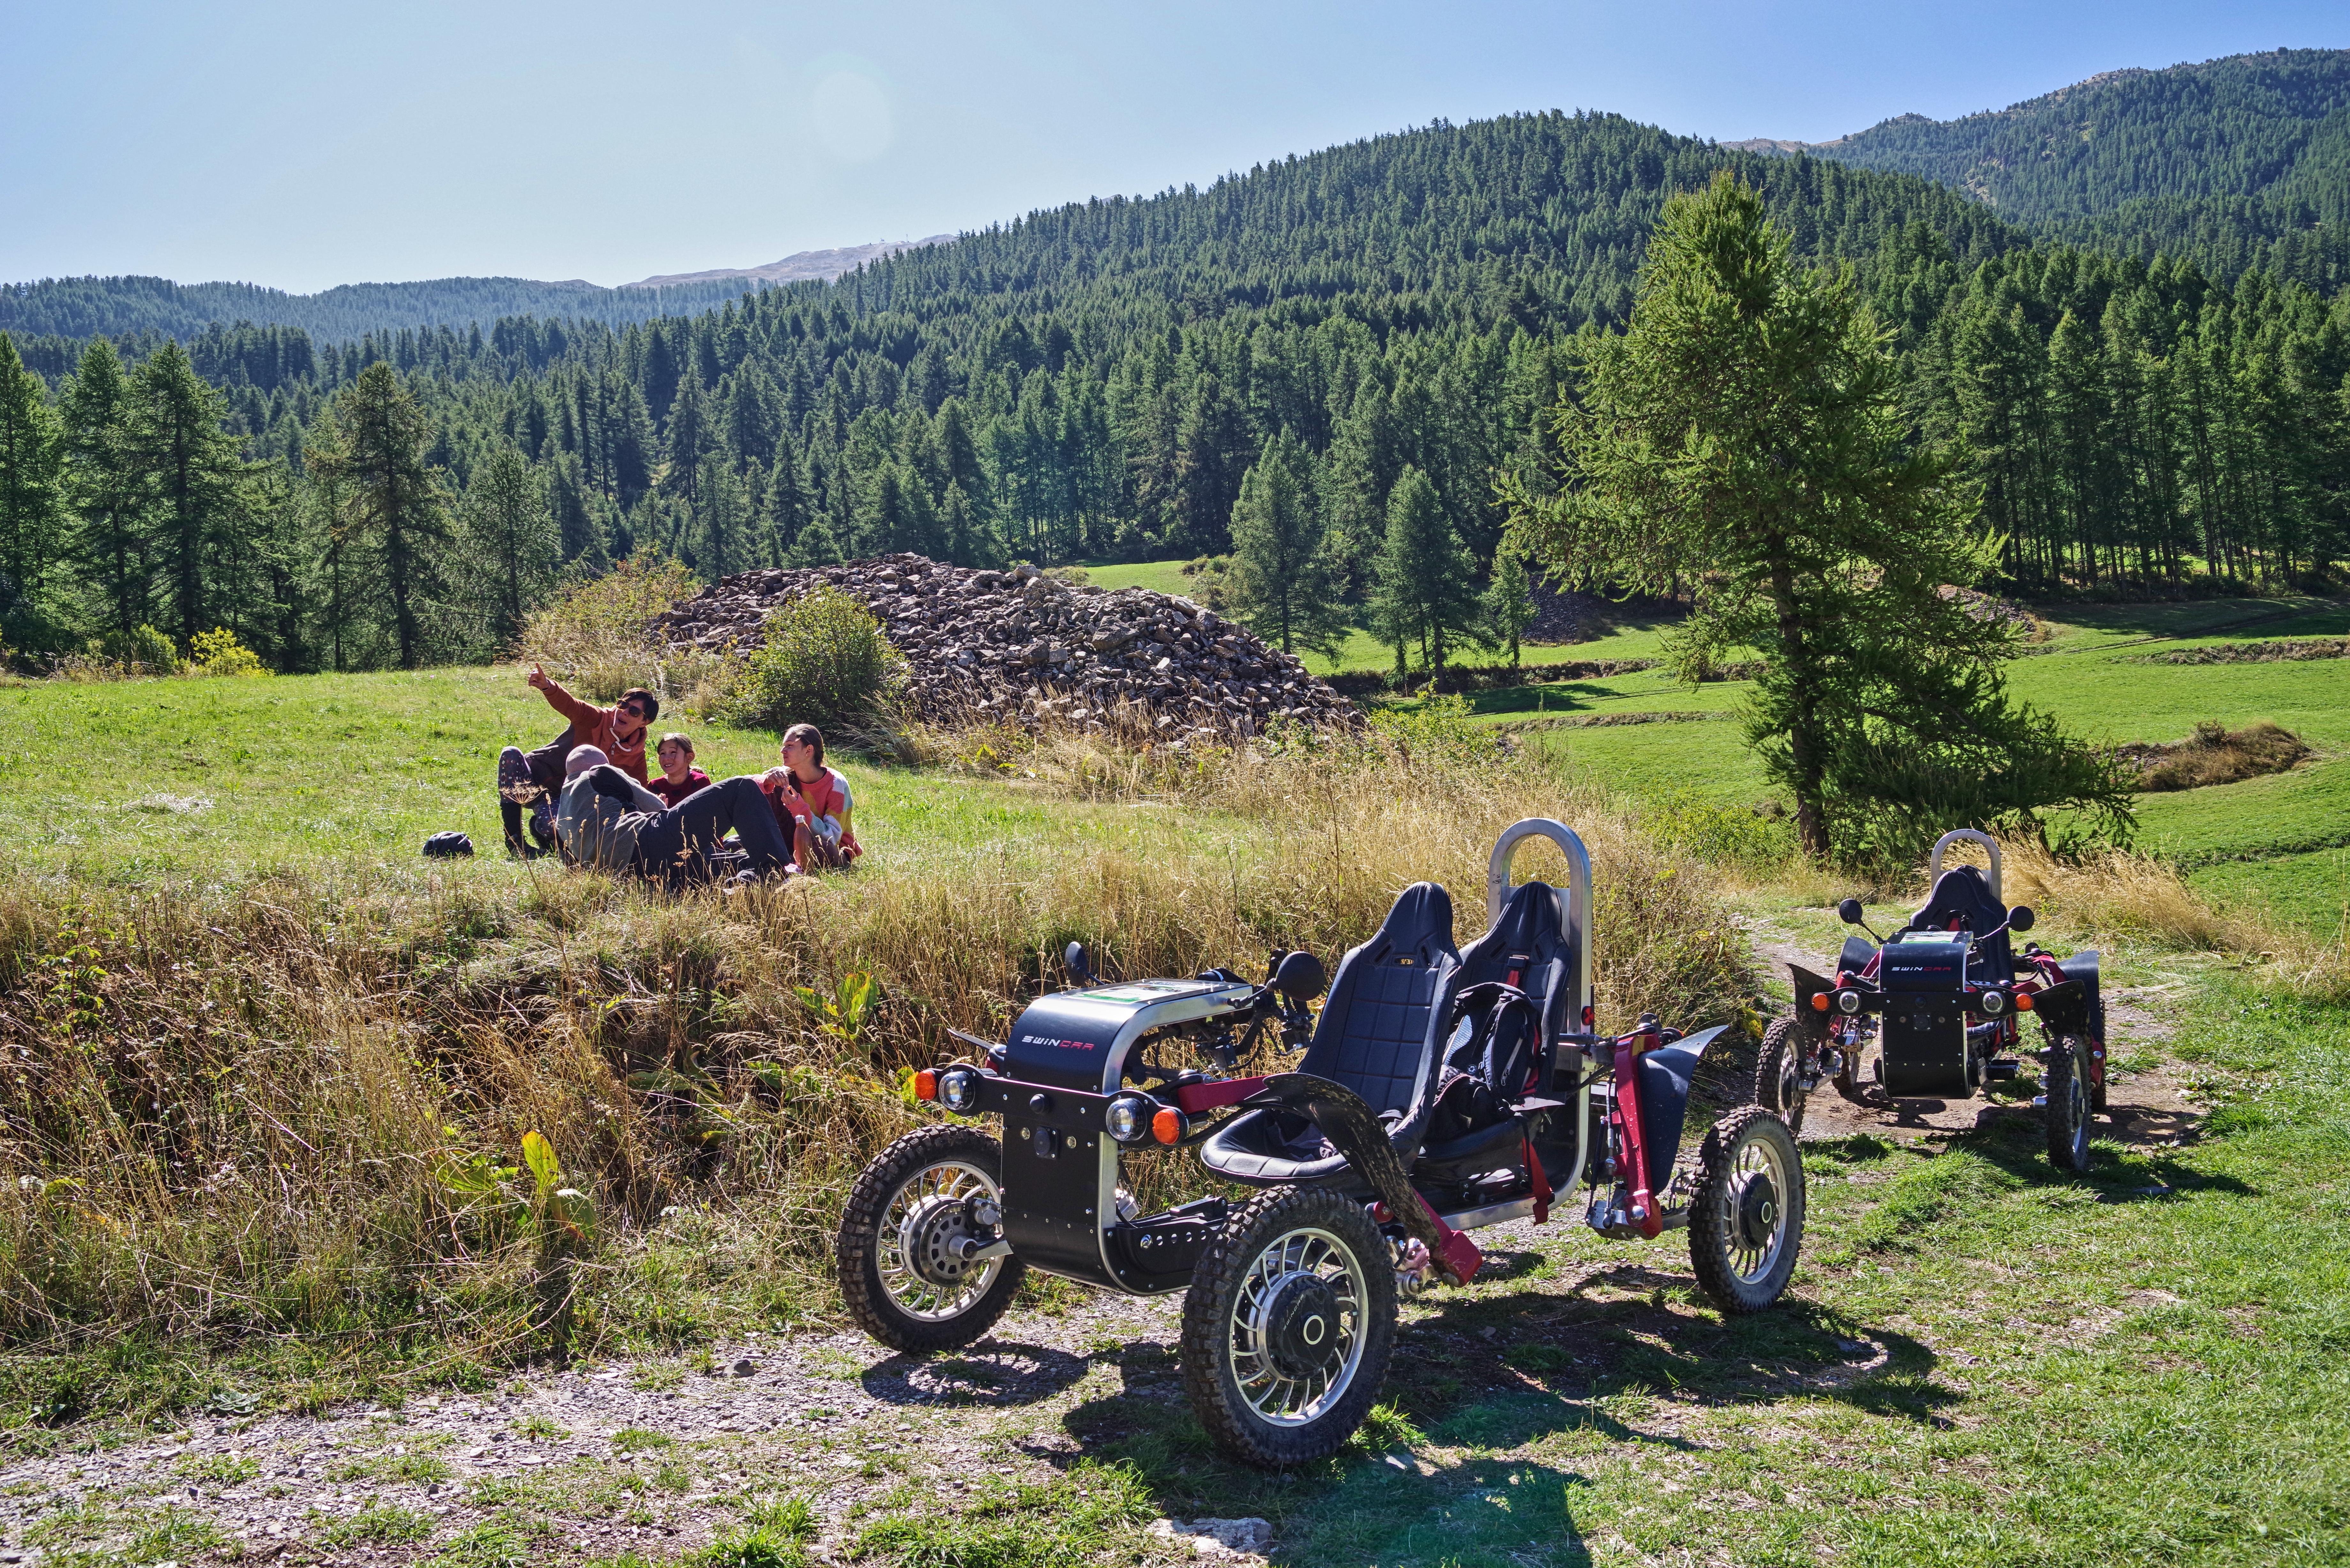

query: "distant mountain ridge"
(1725, 47), (2350, 286)
(624, 236), (958, 289)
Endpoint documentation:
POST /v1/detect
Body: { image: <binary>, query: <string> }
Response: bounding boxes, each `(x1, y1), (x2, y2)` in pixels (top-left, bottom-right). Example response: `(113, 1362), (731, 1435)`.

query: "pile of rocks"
(654, 554), (1358, 732)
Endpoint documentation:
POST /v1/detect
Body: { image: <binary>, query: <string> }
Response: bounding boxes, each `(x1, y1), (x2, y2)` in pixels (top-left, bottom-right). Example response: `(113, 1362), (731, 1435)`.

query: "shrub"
(2118, 719), (2310, 792)
(57, 623), (182, 680)
(722, 585), (908, 743)
(187, 627), (269, 678)
(518, 555), (727, 705)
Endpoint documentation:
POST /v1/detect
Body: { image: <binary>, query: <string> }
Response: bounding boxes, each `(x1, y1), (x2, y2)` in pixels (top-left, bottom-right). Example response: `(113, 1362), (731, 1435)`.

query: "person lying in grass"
(496, 666), (658, 858)
(553, 745), (794, 887)
(649, 732), (712, 808)
(760, 722), (862, 871)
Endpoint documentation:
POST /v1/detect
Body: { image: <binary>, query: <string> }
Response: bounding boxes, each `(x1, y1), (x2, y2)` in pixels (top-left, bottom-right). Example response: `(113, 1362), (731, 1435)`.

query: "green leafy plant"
(721, 586), (908, 743)
(188, 627), (269, 677)
(792, 970), (877, 1049)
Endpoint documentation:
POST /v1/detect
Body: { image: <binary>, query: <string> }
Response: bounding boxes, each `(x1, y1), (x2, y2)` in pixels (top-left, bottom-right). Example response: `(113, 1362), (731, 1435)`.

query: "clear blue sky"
(4, 0), (2340, 293)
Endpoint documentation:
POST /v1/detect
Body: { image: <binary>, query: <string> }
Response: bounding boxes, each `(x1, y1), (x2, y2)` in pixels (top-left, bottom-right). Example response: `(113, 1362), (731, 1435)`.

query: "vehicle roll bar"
(1927, 830), (2001, 900)
(1487, 818), (1595, 1037)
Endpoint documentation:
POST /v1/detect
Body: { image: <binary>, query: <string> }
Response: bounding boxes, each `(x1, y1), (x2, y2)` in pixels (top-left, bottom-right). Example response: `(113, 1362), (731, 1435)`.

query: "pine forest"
(1, 81), (2346, 674)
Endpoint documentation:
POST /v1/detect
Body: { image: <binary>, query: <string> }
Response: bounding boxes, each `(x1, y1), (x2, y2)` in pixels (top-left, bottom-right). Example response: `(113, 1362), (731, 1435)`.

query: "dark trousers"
(500, 728), (575, 852)
(632, 775), (794, 885)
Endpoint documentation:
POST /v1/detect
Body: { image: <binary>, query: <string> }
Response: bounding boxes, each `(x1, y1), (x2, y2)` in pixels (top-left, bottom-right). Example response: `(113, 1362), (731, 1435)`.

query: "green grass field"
(0, 667), (1259, 886)
(1080, 558), (1676, 675)
(3, 637), (2348, 1566)
(1355, 595), (2350, 931)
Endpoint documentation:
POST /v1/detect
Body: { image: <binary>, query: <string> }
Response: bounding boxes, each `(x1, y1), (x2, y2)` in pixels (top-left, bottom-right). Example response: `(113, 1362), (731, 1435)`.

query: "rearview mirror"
(1064, 941), (1096, 985)
(1836, 898), (1865, 925)
(2008, 905), (2036, 934)
(1272, 948), (1328, 1003)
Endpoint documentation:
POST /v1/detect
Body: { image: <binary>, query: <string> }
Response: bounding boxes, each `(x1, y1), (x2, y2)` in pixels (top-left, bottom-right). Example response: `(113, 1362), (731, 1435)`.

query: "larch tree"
(0, 334), (65, 623)
(459, 444), (560, 650)
(1508, 172), (2130, 864)
(57, 339), (153, 638)
(1228, 429), (1346, 656)
(308, 363), (450, 669)
(1371, 465), (1482, 678)
(122, 342), (251, 649)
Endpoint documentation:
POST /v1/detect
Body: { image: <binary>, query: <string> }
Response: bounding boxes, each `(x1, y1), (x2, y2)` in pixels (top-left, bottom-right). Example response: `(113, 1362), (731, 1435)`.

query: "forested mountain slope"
(2, 111), (2343, 678)
(1805, 49), (2350, 288)
(0, 271), (778, 343)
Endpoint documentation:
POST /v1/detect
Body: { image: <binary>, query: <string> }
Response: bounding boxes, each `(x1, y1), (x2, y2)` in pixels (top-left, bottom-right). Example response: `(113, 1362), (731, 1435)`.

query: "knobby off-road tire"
(1688, 1106), (1805, 1315)
(1179, 1185), (1397, 1469)
(836, 1124), (1026, 1352)
(2045, 1035), (2094, 1176)
(1752, 1018), (1815, 1134)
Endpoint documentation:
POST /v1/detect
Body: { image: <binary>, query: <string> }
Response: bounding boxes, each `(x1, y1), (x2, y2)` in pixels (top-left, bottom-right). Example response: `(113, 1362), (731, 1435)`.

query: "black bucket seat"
(1198, 882), (1462, 1188)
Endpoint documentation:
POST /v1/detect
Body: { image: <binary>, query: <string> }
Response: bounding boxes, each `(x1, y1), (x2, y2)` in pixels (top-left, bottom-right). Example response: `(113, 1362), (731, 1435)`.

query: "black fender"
(1634, 1029), (1720, 1179)
(1249, 1073), (1480, 1282)
(1788, 963), (1836, 1021)
(2052, 951), (2102, 1036)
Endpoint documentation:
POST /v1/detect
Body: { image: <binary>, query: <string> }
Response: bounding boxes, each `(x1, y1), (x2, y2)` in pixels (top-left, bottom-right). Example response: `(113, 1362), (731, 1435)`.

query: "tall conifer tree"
(308, 364), (450, 669)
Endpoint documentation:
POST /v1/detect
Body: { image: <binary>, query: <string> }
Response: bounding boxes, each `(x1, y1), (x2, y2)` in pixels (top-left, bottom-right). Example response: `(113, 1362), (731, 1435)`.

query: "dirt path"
(0, 923), (2200, 1568)
(1748, 919), (2206, 1152)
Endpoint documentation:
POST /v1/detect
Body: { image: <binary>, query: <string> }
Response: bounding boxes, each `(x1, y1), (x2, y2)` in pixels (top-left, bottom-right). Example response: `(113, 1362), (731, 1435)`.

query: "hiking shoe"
(498, 746), (543, 804)
(529, 798), (557, 846)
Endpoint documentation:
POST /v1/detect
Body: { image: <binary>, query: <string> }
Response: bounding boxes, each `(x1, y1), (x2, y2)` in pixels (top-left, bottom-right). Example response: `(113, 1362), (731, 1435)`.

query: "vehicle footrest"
(1984, 1059), (2022, 1080)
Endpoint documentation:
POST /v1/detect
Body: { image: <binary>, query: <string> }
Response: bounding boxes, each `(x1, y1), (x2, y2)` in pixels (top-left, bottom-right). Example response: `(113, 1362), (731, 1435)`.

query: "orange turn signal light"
(1151, 1108), (1186, 1144)
(2013, 992), (2034, 1011)
(913, 1069), (939, 1101)
(1811, 992), (1831, 1012)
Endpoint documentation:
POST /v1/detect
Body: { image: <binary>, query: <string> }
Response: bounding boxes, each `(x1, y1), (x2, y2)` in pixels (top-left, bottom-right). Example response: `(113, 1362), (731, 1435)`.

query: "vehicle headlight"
(1105, 1093), (1153, 1143)
(1837, 990), (1862, 1015)
(1980, 990), (2006, 1016)
(939, 1067), (982, 1113)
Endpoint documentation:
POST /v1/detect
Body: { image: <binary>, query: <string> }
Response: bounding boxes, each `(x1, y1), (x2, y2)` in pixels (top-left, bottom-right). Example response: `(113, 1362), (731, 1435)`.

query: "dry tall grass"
(0, 724), (1752, 1400)
(1941, 836), (2350, 1000)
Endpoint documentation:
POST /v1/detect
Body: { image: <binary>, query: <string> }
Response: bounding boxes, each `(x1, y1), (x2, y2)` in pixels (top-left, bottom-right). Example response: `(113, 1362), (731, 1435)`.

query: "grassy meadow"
(0, 590), (2345, 1568)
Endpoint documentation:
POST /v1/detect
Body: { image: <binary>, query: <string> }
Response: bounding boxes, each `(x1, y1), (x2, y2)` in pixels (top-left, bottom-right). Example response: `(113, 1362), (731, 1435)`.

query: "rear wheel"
(1752, 1018), (1815, 1133)
(2045, 1036), (2094, 1175)
(1179, 1186), (1396, 1469)
(836, 1125), (1026, 1351)
(1689, 1107), (1804, 1314)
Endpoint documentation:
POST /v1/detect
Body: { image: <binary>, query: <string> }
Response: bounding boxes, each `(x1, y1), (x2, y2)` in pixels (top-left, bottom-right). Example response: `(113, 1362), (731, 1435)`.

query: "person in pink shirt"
(759, 723), (862, 871)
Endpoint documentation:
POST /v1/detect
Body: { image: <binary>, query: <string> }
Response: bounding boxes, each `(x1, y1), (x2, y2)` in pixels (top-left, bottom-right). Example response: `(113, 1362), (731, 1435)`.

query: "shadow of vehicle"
(857, 1339), (1089, 1408)
(1035, 1269), (1932, 1566)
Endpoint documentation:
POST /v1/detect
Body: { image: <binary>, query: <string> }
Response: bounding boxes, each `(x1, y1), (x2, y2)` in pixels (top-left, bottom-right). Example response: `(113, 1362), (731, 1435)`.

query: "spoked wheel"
(2044, 1035), (2094, 1175)
(1179, 1186), (1397, 1469)
(1689, 1106), (1805, 1314)
(1752, 1018), (1815, 1133)
(836, 1125), (1026, 1351)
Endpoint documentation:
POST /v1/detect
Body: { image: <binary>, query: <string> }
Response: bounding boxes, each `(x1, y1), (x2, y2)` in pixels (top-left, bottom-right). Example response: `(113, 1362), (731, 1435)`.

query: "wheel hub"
(1730, 1170), (1780, 1250)
(898, 1194), (976, 1288)
(1259, 1273), (1344, 1380)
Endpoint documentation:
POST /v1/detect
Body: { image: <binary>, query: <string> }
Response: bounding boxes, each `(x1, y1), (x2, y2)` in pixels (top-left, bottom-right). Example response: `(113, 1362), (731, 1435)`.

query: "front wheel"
(1179, 1186), (1397, 1469)
(836, 1124), (1026, 1351)
(1688, 1107), (1804, 1314)
(2045, 1036), (2094, 1175)
(1752, 1018), (1815, 1133)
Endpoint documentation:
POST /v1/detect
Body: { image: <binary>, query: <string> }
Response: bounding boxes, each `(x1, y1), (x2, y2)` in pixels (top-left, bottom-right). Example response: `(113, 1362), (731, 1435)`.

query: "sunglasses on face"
(620, 703), (649, 719)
